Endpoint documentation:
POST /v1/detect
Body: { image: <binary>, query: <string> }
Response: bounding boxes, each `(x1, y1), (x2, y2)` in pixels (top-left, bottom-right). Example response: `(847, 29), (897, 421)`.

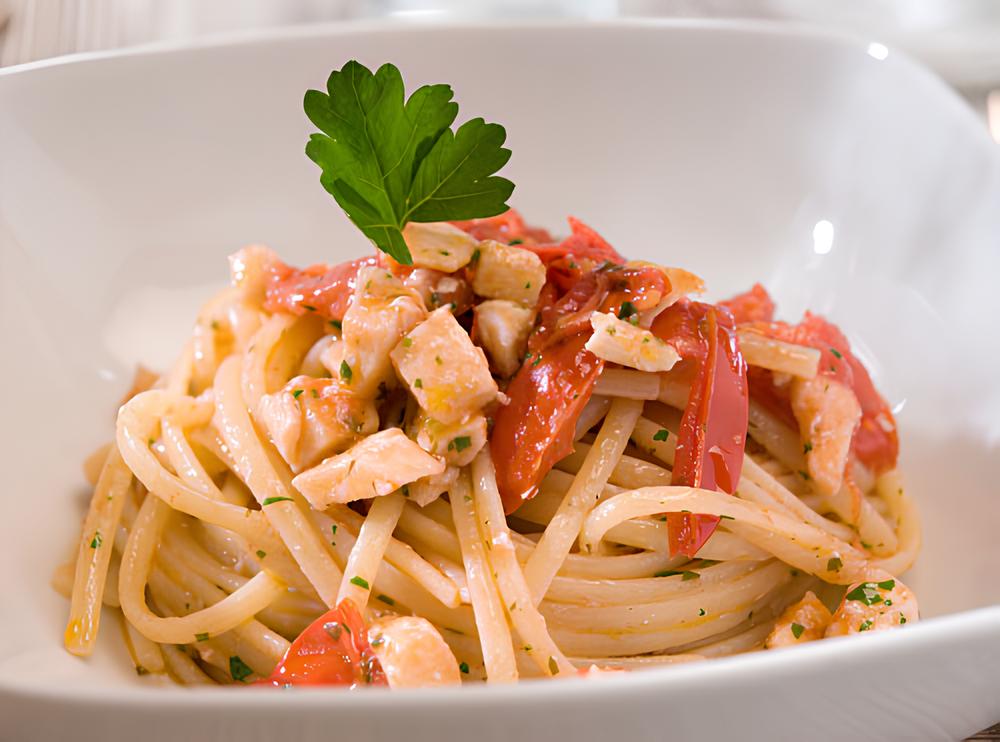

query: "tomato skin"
(653, 301), (749, 494)
(745, 312), (898, 475)
(718, 283), (775, 324)
(451, 209), (553, 245)
(493, 262), (671, 513)
(651, 300), (748, 557)
(664, 513), (723, 559)
(264, 256), (378, 322)
(260, 599), (386, 688)
(491, 333), (604, 513)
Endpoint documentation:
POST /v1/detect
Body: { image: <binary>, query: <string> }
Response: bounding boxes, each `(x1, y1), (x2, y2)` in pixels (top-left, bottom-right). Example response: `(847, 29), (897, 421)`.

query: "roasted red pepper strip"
(263, 256), (378, 322)
(260, 599), (386, 688)
(652, 300), (749, 557)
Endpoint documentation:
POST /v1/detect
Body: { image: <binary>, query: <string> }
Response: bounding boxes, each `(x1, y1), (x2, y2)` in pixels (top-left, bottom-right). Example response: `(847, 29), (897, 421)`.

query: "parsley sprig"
(304, 61), (515, 264)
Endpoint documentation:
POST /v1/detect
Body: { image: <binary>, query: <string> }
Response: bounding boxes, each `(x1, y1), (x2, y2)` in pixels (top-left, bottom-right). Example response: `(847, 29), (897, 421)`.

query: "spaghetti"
(58, 211), (920, 687)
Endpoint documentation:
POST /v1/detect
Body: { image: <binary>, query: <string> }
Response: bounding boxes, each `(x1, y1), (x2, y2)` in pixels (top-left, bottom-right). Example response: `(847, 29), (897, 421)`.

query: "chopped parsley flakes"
(653, 428), (669, 442)
(449, 436), (472, 452)
(845, 580), (895, 606)
(791, 623), (805, 639)
(350, 575), (370, 590)
(229, 655), (253, 682)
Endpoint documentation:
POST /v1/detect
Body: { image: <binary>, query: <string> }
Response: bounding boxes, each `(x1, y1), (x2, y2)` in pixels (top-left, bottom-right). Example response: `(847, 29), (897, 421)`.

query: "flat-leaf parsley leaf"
(304, 61), (515, 264)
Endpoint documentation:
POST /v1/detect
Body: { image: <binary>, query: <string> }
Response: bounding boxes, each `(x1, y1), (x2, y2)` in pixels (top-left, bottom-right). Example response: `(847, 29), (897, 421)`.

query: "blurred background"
(0, 0), (998, 143)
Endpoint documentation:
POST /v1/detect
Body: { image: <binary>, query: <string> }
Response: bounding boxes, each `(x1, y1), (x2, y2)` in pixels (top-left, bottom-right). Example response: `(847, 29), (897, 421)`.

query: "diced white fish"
(470, 240), (546, 306)
(292, 428), (445, 508)
(368, 616), (462, 688)
(585, 312), (681, 372)
(473, 299), (535, 377)
(256, 375), (377, 472)
(825, 576), (917, 637)
(406, 466), (460, 507)
(402, 222), (478, 273)
(790, 376), (862, 496)
(410, 412), (487, 467)
(341, 266), (426, 398)
(402, 268), (474, 314)
(390, 307), (499, 424)
(765, 591), (833, 649)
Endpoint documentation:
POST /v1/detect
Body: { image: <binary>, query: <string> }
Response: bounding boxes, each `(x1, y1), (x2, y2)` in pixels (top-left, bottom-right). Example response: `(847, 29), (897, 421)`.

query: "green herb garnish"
(229, 655), (253, 682)
(340, 360), (353, 382)
(791, 623), (805, 639)
(195, 632), (210, 642)
(350, 575), (370, 590)
(262, 496), (293, 506)
(450, 436), (472, 452)
(617, 301), (637, 320)
(377, 594), (395, 606)
(459, 661), (470, 674)
(304, 61), (514, 265)
(652, 428), (669, 442)
(845, 580), (894, 606)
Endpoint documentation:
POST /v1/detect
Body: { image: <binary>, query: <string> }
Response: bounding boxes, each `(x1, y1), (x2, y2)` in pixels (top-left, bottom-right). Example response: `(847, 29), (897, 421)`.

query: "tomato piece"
(745, 313), (898, 475)
(526, 216), (626, 266)
(492, 332), (603, 513)
(718, 283), (775, 324)
(655, 302), (749, 494)
(664, 512), (723, 559)
(264, 256), (378, 322)
(651, 300), (748, 557)
(451, 209), (553, 245)
(260, 599), (386, 688)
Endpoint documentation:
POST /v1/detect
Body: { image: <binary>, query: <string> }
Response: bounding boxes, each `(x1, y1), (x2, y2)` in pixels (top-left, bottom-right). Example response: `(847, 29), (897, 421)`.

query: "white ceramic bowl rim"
(1, 18), (997, 723)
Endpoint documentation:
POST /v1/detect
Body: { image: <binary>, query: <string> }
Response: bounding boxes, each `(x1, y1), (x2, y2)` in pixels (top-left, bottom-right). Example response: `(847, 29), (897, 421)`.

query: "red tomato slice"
(718, 283), (775, 324)
(260, 599), (386, 688)
(664, 512), (723, 559)
(493, 262), (673, 513)
(744, 312), (898, 475)
(264, 256), (378, 322)
(491, 332), (603, 513)
(451, 209), (553, 245)
(651, 300), (749, 557)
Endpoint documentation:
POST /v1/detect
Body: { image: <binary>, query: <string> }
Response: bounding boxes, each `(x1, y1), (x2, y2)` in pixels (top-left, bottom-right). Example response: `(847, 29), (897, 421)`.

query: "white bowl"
(1, 19), (999, 742)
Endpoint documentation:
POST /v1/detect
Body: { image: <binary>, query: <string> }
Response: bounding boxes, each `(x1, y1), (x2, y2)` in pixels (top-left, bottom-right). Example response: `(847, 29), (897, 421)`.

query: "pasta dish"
(56, 60), (919, 689)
